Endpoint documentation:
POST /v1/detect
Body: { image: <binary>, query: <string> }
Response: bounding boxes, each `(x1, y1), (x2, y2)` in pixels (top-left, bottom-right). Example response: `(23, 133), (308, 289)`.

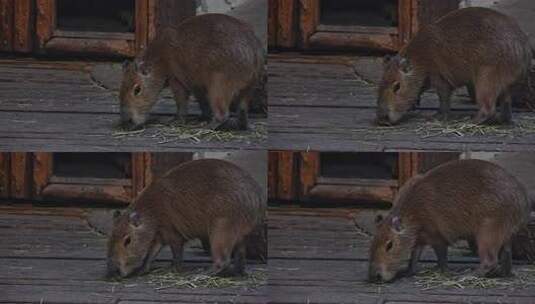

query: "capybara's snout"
(119, 105), (146, 131)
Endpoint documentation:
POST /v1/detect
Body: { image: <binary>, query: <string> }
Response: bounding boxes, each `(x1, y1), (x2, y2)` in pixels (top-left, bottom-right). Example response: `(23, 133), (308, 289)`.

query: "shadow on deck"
(0, 58), (267, 151)
(268, 207), (535, 304)
(268, 54), (535, 152)
(0, 205), (266, 303)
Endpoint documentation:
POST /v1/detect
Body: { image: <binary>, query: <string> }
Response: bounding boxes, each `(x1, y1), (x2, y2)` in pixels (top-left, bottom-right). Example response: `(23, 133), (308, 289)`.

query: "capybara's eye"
(392, 82), (401, 93)
(124, 236), (132, 247)
(385, 240), (393, 252)
(133, 85), (142, 96)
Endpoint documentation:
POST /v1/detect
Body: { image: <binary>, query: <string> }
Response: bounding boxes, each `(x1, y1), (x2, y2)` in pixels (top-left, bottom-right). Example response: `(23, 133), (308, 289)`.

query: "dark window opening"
(53, 153), (132, 179)
(320, 153), (398, 179)
(320, 0), (399, 27)
(56, 0), (135, 33)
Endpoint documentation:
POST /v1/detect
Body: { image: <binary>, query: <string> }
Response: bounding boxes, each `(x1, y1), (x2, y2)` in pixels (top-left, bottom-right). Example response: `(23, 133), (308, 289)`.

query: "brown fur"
(107, 159), (266, 278)
(369, 159), (530, 283)
(119, 13), (265, 131)
(376, 7), (532, 125)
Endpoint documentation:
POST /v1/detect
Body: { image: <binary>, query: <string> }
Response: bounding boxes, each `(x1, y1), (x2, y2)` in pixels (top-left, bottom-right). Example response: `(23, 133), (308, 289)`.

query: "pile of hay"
(414, 266), (535, 290)
(112, 121), (267, 144)
(146, 267), (267, 290)
(414, 116), (535, 139)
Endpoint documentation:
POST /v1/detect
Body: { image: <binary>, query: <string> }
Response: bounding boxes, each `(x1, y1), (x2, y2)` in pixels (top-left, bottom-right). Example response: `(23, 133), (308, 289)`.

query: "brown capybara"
(119, 13), (265, 131)
(107, 159), (266, 278)
(368, 159), (530, 283)
(376, 7), (533, 126)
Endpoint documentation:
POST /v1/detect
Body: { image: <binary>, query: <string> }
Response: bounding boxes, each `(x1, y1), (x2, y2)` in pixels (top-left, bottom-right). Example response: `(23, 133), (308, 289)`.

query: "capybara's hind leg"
(473, 71), (501, 124)
(232, 241), (247, 276)
(169, 78), (190, 124)
(432, 243), (448, 272)
(497, 239), (513, 277)
(209, 219), (239, 276)
(499, 92), (513, 124)
(475, 221), (504, 277)
(167, 235), (185, 272)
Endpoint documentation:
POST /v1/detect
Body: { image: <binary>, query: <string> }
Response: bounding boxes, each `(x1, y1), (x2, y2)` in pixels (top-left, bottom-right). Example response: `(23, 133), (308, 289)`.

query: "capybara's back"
(377, 7), (532, 125)
(120, 14), (265, 130)
(136, 158), (266, 240)
(369, 159), (530, 282)
(397, 159), (530, 240)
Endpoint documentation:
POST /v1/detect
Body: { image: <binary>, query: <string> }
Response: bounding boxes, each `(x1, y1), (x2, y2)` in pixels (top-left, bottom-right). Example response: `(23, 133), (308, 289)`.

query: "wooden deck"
(0, 205), (266, 304)
(268, 54), (535, 152)
(268, 208), (535, 304)
(0, 58), (267, 151)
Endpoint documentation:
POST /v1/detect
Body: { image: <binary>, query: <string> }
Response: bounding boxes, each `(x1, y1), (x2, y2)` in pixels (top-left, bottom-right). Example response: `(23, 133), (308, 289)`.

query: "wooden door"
(35, 0), (152, 57)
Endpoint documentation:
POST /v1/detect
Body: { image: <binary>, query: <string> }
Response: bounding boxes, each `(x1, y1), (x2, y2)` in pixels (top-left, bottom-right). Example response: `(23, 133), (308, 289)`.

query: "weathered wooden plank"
(269, 106), (535, 152)
(0, 112), (266, 151)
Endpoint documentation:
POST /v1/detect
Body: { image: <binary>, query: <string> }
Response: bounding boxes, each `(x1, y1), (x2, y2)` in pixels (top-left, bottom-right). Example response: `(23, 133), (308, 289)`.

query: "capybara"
(107, 159), (266, 278)
(376, 7), (532, 126)
(368, 159), (530, 283)
(119, 13), (265, 131)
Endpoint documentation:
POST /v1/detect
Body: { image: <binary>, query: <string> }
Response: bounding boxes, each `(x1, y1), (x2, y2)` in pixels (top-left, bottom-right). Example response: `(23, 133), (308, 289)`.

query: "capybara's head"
(107, 210), (156, 278)
(368, 215), (413, 283)
(119, 59), (166, 130)
(376, 55), (424, 125)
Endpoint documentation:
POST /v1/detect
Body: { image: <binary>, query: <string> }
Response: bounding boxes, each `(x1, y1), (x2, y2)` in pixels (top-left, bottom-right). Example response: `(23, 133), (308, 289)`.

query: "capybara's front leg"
(405, 246), (423, 276)
(169, 77), (190, 124)
(142, 239), (163, 275)
(433, 77), (453, 121)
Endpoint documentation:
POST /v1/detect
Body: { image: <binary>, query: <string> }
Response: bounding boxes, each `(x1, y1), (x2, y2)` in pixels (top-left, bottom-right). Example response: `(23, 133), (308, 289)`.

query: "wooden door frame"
(0, 0), (34, 52)
(299, 152), (402, 203)
(35, 0), (153, 57)
(299, 0), (414, 52)
(32, 152), (149, 204)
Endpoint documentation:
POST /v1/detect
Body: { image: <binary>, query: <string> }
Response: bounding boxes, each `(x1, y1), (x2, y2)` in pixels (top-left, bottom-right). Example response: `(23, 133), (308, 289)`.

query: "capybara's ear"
(399, 57), (413, 74)
(375, 214), (384, 225)
(129, 211), (141, 227)
(390, 216), (404, 233)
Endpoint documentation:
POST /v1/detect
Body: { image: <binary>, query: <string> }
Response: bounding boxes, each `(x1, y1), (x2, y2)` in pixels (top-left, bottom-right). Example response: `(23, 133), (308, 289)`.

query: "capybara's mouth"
(376, 119), (393, 126)
(119, 120), (145, 131)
